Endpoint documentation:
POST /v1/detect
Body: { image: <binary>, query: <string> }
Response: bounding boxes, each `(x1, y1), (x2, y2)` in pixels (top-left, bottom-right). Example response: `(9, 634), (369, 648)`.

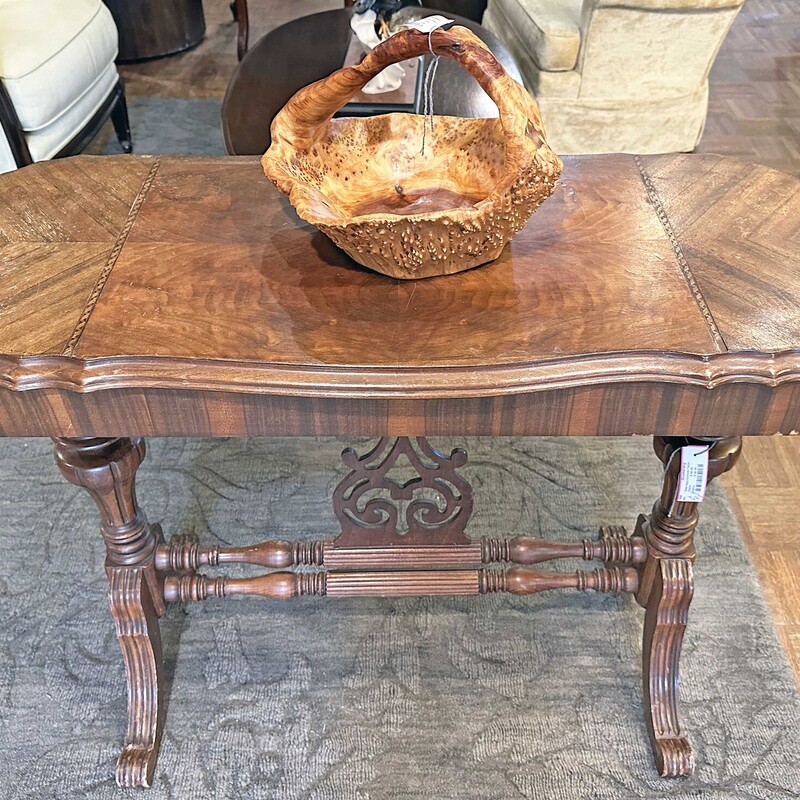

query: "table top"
(221, 8), (521, 155)
(1, 153), (799, 438)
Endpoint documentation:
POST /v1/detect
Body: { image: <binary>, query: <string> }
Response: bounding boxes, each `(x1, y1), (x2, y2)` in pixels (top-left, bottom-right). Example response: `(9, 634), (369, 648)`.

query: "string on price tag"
(676, 445), (710, 503)
(403, 16), (454, 155)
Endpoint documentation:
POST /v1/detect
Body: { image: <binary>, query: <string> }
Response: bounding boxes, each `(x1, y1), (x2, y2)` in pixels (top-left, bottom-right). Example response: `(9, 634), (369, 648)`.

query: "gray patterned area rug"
(0, 436), (798, 799)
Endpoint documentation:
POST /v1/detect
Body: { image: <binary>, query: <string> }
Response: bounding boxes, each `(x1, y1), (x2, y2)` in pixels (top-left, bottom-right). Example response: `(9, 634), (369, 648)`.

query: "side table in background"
(103, 0), (205, 62)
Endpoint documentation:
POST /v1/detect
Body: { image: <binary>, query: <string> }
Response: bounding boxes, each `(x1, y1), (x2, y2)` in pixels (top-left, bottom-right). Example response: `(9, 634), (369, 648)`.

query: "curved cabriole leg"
(637, 436), (741, 777)
(641, 556), (694, 775)
(54, 437), (165, 788)
(109, 565), (163, 787)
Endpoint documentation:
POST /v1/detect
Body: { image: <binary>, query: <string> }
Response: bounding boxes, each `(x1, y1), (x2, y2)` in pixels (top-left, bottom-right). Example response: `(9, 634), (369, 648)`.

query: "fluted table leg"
(636, 436), (741, 777)
(54, 437), (164, 788)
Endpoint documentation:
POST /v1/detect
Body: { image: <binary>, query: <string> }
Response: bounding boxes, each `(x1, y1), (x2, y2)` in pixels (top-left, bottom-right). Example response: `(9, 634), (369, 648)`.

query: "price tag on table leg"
(677, 445), (710, 502)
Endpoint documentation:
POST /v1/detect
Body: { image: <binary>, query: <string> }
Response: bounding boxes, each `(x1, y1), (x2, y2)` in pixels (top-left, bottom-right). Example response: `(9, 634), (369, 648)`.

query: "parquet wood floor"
(698, 0), (800, 175)
(725, 438), (800, 681)
(117, 0), (800, 677)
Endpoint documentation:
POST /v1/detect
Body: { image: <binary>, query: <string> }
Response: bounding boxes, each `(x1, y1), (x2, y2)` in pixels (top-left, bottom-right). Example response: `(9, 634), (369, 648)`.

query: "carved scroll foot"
(54, 437), (165, 788)
(117, 746), (159, 790)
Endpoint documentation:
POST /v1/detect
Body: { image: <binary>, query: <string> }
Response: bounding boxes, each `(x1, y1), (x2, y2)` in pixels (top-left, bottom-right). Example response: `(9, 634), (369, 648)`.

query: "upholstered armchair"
(0, 0), (131, 174)
(483, 0), (743, 154)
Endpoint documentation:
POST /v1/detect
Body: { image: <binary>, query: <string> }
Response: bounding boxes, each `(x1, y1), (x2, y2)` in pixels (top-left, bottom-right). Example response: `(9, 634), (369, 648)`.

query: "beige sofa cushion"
(0, 61), (118, 174)
(577, 5), (740, 98)
(25, 62), (118, 162)
(0, 0), (118, 131)
(537, 82), (709, 154)
(0, 0), (101, 77)
(486, 0), (584, 71)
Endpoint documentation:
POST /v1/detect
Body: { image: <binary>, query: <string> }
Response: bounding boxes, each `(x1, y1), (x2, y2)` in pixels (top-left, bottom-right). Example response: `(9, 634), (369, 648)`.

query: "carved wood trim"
(155, 533), (326, 572)
(327, 570), (478, 597)
(164, 571), (327, 601)
(163, 566), (640, 601)
(592, 525), (648, 564)
(332, 438), (473, 546)
(62, 158), (161, 357)
(155, 527), (645, 573)
(53, 437), (160, 574)
(484, 527), (647, 565)
(325, 543), (482, 568)
(483, 566), (640, 595)
(165, 570), (482, 599)
(5, 350), (800, 397)
(635, 156), (726, 353)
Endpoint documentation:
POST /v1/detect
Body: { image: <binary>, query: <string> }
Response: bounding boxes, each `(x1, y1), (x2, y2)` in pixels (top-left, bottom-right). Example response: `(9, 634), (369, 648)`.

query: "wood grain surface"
(0, 158), (156, 356)
(644, 155), (800, 351)
(78, 156), (713, 363)
(0, 153), (798, 438)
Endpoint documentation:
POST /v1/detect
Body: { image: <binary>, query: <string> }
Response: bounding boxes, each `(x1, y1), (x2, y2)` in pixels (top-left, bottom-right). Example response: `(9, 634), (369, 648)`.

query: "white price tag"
(405, 15), (455, 34)
(676, 445), (710, 503)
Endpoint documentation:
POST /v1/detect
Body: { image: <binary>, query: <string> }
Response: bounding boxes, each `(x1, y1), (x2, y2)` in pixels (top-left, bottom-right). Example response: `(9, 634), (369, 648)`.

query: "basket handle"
(272, 24), (544, 151)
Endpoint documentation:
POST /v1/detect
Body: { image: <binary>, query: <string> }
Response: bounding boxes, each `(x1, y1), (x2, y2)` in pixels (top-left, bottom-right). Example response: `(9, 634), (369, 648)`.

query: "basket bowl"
(262, 25), (562, 280)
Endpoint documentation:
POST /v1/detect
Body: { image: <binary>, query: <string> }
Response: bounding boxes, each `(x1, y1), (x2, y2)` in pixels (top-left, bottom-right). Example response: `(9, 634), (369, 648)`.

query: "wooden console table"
(1, 154), (798, 788)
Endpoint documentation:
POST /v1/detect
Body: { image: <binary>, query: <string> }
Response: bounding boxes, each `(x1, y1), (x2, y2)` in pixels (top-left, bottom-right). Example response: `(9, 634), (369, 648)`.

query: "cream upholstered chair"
(483, 0), (743, 154)
(0, 0), (130, 174)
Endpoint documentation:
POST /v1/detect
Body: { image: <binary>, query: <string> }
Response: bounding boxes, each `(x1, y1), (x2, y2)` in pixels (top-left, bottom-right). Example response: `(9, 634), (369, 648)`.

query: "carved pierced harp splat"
(332, 437), (474, 547)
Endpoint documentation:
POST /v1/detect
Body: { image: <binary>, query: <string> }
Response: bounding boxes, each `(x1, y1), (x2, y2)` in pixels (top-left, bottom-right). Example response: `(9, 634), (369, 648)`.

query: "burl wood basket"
(261, 25), (562, 279)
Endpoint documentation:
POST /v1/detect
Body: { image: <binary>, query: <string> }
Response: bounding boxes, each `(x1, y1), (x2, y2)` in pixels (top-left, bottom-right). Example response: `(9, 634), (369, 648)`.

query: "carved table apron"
(1, 154), (799, 788)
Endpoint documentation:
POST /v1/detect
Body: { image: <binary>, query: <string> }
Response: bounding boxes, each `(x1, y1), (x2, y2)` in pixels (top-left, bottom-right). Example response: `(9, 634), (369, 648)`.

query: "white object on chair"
(350, 10), (405, 95)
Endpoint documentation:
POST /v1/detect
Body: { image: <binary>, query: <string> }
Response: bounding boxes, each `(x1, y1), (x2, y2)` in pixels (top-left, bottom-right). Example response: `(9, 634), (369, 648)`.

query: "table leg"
(635, 436), (741, 777)
(53, 437), (165, 788)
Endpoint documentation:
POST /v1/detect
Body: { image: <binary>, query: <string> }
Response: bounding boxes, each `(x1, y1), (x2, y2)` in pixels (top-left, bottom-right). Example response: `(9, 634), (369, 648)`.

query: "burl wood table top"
(1, 154), (799, 438)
